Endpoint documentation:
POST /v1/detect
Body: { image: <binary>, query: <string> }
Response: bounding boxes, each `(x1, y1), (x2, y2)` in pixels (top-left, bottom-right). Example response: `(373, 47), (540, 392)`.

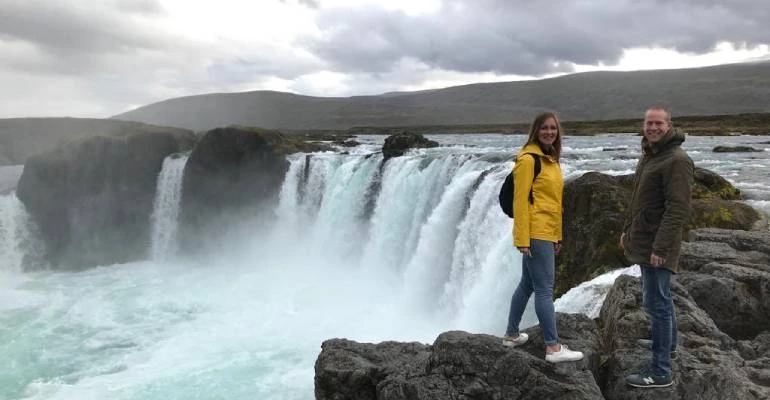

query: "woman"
(501, 112), (584, 363)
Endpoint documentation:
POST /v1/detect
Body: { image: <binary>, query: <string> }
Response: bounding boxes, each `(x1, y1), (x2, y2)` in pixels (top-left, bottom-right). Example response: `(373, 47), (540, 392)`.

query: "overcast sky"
(1, 0), (769, 118)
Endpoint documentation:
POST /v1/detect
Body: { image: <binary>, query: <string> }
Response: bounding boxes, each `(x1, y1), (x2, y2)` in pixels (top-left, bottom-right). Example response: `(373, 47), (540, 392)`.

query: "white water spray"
(0, 193), (41, 274)
(150, 155), (188, 261)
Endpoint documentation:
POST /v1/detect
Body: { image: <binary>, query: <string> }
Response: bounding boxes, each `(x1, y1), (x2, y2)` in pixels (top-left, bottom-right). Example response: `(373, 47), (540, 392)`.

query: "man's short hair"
(646, 106), (671, 122)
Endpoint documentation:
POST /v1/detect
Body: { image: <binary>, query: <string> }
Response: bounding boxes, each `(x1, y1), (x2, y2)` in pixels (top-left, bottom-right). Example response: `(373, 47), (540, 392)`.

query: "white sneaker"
(502, 333), (529, 347)
(545, 344), (584, 363)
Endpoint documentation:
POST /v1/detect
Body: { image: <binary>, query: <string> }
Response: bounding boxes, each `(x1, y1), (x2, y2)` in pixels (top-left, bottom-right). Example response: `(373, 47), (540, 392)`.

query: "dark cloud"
(305, 0), (770, 77)
(0, 0), (768, 118)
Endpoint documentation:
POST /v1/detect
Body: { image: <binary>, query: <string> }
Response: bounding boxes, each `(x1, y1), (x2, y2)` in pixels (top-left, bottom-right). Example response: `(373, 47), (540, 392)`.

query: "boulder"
(178, 127), (329, 252)
(316, 271), (770, 399)
(557, 168), (759, 296)
(688, 198), (761, 231)
(713, 146), (762, 153)
(558, 172), (629, 295)
(316, 314), (603, 400)
(381, 132), (439, 160)
(16, 130), (196, 269)
(677, 229), (770, 339)
(598, 275), (769, 400)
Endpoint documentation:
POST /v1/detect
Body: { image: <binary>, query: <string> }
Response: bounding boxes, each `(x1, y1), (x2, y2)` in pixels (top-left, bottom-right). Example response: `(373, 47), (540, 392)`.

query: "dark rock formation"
(335, 139), (361, 147)
(713, 145), (763, 153)
(16, 131), (196, 269)
(678, 229), (770, 340)
(381, 132), (439, 160)
(557, 168), (759, 295)
(691, 168), (741, 200)
(316, 240), (770, 400)
(599, 274), (769, 400)
(178, 127), (329, 252)
(316, 314), (604, 400)
(558, 172), (629, 295)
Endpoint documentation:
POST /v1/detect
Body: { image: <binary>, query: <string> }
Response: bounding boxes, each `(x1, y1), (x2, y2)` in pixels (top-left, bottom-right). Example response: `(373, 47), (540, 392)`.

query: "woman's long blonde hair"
(525, 111), (562, 161)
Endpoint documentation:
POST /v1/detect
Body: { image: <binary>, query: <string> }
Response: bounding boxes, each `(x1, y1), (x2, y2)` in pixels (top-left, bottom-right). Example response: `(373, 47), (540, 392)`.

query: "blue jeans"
(641, 265), (677, 376)
(506, 239), (558, 345)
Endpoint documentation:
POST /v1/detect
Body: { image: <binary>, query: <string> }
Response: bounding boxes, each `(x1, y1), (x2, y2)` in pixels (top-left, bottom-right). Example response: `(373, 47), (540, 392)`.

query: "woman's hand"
(554, 242), (562, 255)
(517, 247), (532, 257)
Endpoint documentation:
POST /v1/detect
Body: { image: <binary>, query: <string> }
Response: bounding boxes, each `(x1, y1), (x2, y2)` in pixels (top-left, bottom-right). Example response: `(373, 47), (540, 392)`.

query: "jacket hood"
(642, 130), (686, 155)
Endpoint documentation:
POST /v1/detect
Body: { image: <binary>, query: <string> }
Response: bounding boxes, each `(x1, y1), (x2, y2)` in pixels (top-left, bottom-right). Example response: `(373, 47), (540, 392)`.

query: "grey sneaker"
(502, 333), (528, 347)
(545, 344), (584, 363)
(626, 368), (673, 388)
(636, 339), (678, 360)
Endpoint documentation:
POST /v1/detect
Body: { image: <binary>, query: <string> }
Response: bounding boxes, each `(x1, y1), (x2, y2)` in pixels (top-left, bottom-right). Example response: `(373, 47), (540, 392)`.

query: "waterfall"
(150, 154), (189, 261)
(272, 151), (531, 331)
(0, 193), (42, 274)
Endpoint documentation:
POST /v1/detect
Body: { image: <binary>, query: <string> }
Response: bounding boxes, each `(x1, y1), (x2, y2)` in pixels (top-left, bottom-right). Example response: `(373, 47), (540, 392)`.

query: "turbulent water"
(0, 134), (768, 400)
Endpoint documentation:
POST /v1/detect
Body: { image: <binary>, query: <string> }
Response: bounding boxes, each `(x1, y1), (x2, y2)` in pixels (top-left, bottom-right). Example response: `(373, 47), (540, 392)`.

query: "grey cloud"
(0, 0), (171, 55)
(114, 0), (164, 14)
(299, 0), (320, 8)
(304, 0), (770, 76)
(279, 0), (320, 8)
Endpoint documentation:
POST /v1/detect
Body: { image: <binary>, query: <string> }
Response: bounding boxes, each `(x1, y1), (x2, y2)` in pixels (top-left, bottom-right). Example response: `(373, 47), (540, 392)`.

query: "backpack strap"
(521, 153), (541, 204)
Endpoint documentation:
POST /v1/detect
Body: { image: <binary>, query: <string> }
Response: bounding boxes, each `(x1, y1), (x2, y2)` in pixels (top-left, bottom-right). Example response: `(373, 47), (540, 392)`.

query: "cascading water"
(4, 134), (767, 399)
(275, 150), (530, 333)
(150, 154), (189, 261)
(0, 193), (43, 274)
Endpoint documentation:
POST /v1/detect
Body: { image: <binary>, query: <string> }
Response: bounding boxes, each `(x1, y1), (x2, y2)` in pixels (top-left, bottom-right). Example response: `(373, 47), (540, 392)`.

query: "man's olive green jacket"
(622, 131), (694, 273)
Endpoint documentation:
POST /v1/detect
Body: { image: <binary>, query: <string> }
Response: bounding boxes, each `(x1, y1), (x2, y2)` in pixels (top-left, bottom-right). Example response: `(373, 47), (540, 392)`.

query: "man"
(620, 106), (693, 388)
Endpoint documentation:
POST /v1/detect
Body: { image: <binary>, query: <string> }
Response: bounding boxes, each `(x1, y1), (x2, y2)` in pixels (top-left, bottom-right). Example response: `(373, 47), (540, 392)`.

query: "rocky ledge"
(381, 132), (439, 160)
(315, 228), (770, 400)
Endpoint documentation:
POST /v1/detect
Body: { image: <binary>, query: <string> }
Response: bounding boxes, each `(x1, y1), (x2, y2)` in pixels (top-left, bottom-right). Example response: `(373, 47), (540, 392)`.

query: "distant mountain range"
(112, 61), (770, 131)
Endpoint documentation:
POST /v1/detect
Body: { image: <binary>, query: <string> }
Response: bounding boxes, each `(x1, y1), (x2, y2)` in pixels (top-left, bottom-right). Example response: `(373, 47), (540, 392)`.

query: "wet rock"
(178, 127), (322, 253)
(598, 275), (769, 400)
(713, 145), (763, 153)
(381, 132), (439, 160)
(17, 131), (196, 269)
(316, 314), (603, 400)
(558, 168), (758, 296)
(678, 229), (770, 339)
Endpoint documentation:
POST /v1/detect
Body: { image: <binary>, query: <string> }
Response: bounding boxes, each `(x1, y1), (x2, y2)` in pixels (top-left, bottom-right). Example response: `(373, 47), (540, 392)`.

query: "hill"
(113, 61), (770, 131)
(0, 118), (192, 165)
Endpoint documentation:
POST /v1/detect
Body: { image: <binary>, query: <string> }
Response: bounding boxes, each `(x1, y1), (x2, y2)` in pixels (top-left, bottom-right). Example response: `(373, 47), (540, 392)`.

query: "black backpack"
(498, 153), (541, 218)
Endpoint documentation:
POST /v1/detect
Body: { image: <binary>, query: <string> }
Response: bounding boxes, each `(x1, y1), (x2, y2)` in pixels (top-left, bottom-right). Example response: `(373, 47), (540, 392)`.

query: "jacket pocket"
(531, 203), (561, 237)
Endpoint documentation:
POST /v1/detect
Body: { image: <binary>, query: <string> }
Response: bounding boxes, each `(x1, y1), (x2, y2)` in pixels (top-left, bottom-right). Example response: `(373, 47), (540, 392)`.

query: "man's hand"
(517, 247), (532, 257)
(554, 242), (562, 255)
(650, 253), (666, 266)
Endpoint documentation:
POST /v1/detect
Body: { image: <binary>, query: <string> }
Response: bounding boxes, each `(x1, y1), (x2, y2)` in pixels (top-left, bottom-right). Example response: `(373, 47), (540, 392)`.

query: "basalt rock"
(557, 168), (759, 296)
(381, 132), (439, 160)
(316, 269), (770, 399)
(178, 127), (329, 253)
(598, 274), (769, 400)
(713, 145), (763, 153)
(16, 130), (196, 269)
(677, 228), (770, 340)
(316, 314), (604, 400)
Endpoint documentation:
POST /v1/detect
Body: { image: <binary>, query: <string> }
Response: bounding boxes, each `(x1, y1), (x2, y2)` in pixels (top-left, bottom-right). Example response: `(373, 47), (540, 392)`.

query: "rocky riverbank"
(315, 228), (770, 400)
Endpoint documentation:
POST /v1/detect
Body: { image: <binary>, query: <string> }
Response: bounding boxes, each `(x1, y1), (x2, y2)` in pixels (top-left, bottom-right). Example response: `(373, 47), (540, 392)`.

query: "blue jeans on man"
(641, 265), (677, 377)
(506, 239), (558, 345)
